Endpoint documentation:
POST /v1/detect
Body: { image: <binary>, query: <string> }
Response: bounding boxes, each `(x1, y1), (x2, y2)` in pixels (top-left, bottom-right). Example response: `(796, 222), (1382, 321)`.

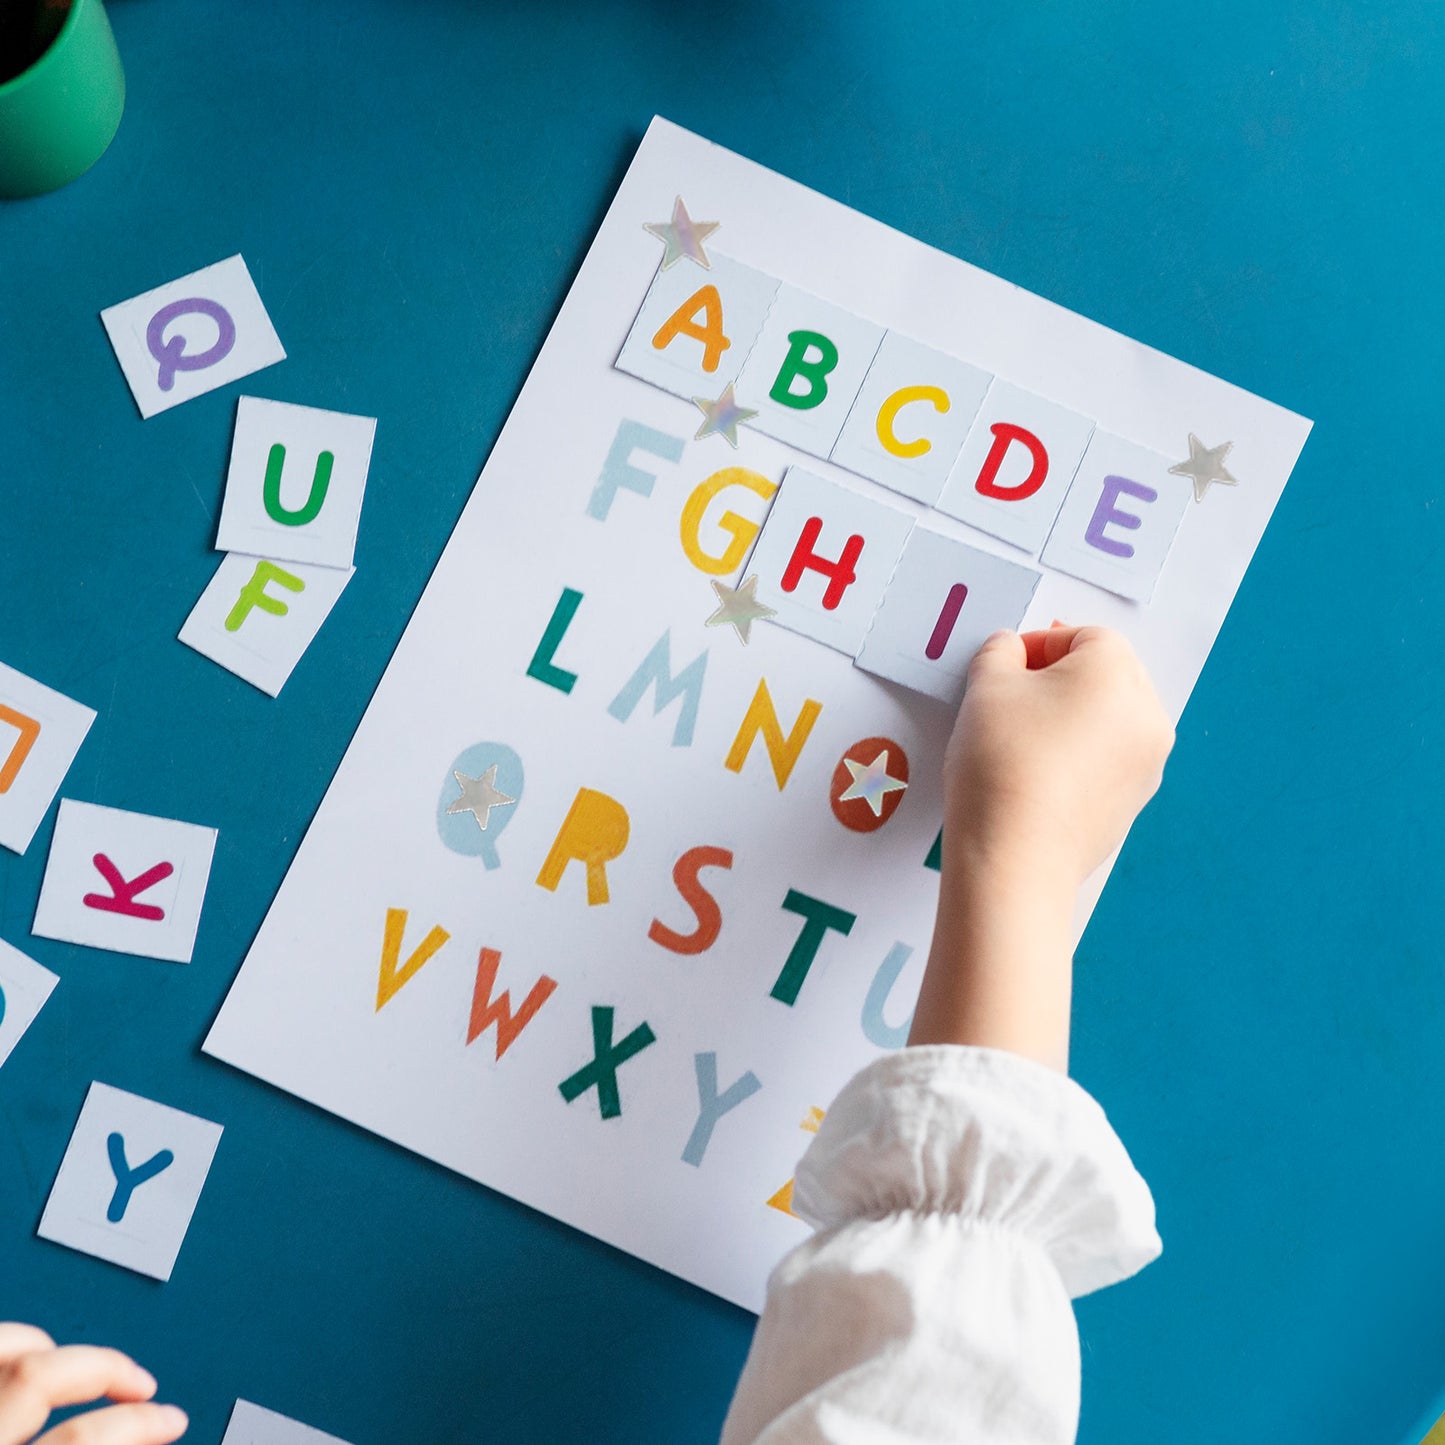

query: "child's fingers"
(1022, 623), (1138, 673)
(34, 1401), (188, 1445)
(967, 629), (1026, 677)
(0, 1324), (57, 1366)
(973, 623), (1121, 674)
(1061, 625), (1156, 686)
(8, 1345), (158, 1405)
(1020, 625), (1089, 669)
(0, 1346), (158, 1443)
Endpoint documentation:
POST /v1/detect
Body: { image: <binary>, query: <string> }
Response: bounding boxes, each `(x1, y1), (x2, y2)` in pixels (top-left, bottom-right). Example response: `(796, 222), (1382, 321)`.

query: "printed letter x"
(557, 1006), (657, 1120)
(84, 854), (174, 922)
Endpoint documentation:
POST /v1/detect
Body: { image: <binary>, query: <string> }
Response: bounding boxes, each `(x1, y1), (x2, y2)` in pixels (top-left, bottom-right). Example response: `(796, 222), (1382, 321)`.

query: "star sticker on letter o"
(691, 383), (758, 447)
(837, 749), (909, 818)
(706, 575), (777, 645)
(644, 196), (719, 270)
(1169, 433), (1238, 502)
(446, 765), (516, 831)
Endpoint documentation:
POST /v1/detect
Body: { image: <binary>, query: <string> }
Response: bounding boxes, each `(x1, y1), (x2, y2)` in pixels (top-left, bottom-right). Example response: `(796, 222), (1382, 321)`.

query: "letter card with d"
(205, 119), (1310, 1310)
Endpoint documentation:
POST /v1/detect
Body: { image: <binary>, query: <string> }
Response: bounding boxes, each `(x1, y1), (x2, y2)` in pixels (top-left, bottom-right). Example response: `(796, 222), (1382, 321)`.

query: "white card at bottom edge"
(223, 1400), (354, 1445)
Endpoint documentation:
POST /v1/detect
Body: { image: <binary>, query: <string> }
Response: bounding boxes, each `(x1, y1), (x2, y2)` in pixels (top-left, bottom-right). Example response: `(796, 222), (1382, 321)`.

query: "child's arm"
(721, 626), (1173, 1445)
(0, 1323), (187, 1445)
(910, 624), (1174, 1068)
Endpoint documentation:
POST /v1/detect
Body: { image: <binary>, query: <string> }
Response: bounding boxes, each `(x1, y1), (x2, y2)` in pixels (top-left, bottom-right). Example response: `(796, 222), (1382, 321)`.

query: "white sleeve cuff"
(792, 1044), (1162, 1298)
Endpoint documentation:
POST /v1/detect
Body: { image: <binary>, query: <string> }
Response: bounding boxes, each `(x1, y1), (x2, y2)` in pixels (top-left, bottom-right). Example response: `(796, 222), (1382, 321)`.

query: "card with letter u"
(204, 118), (1310, 1310)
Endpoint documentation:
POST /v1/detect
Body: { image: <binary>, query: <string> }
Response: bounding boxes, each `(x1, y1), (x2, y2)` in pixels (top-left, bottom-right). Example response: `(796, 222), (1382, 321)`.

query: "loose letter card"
(34, 800), (218, 962)
(215, 397), (377, 569)
(205, 120), (1311, 1311)
(37, 1082), (223, 1281)
(101, 256), (285, 418)
(179, 553), (356, 697)
(855, 525), (1041, 704)
(0, 661), (95, 855)
(222, 1401), (353, 1445)
(0, 938), (59, 1070)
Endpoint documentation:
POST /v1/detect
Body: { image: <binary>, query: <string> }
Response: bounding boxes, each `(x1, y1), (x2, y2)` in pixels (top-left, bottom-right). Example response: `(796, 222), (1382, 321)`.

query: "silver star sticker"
(691, 383), (758, 447)
(1169, 434), (1238, 502)
(838, 750), (908, 818)
(644, 197), (719, 270)
(706, 575), (777, 645)
(446, 765), (516, 831)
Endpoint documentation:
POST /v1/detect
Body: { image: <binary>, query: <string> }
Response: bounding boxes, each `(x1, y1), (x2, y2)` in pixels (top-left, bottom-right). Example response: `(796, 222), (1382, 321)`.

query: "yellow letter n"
(724, 680), (822, 792)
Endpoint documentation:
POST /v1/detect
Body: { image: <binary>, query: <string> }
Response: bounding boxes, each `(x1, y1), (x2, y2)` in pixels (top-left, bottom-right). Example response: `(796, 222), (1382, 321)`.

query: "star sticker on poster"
(691, 383), (758, 447)
(706, 575), (777, 645)
(1169, 433), (1238, 502)
(644, 196), (719, 270)
(446, 765), (516, 831)
(837, 749), (909, 817)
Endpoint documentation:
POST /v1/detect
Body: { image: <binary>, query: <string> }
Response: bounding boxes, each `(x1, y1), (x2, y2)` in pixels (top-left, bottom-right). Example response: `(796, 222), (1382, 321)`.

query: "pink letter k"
(83, 854), (174, 921)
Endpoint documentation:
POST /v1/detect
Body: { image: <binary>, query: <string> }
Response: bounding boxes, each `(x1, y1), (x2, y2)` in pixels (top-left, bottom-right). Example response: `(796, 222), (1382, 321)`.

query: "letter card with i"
(205, 119), (1311, 1311)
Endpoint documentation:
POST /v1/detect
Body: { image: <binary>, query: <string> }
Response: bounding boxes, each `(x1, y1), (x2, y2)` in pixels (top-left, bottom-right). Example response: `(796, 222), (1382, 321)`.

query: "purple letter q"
(145, 297), (236, 392)
(1084, 474), (1157, 558)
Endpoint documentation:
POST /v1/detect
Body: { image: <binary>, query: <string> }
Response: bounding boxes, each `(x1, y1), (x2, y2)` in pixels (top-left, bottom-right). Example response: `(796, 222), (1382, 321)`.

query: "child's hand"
(0, 1324), (187, 1445)
(911, 625), (1173, 1069)
(944, 625), (1174, 887)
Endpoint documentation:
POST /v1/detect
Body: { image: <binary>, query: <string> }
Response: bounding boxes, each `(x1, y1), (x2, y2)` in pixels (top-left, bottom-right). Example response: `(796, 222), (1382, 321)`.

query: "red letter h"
(781, 517), (864, 611)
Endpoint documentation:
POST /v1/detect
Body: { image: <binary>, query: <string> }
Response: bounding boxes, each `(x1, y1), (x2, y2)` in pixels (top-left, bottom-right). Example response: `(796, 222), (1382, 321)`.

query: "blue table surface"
(3, 3), (1443, 1441)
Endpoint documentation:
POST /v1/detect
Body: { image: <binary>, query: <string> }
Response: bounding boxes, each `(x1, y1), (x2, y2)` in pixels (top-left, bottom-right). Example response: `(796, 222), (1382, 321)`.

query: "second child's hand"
(0, 1324), (188, 1445)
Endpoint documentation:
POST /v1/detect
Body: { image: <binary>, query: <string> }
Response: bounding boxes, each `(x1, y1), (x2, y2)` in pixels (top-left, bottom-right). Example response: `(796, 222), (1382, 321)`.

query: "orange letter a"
(652, 285), (731, 373)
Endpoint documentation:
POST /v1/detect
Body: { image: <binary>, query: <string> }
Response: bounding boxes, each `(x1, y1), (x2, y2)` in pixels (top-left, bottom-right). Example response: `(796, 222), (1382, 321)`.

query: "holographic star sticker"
(644, 197), (719, 270)
(706, 575), (777, 645)
(446, 765), (516, 831)
(838, 750), (909, 818)
(1169, 433), (1238, 502)
(691, 383), (758, 447)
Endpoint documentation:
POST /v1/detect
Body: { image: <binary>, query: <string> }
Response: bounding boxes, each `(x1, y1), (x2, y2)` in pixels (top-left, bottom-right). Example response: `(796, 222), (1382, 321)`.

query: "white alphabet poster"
(205, 118), (1311, 1310)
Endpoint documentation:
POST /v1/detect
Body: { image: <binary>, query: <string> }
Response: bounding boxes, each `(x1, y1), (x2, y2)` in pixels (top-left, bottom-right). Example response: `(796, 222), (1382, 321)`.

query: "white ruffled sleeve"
(719, 1045), (1161, 1445)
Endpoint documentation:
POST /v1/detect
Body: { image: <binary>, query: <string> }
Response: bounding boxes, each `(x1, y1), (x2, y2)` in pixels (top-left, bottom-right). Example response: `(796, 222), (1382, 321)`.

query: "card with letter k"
(33, 800), (218, 962)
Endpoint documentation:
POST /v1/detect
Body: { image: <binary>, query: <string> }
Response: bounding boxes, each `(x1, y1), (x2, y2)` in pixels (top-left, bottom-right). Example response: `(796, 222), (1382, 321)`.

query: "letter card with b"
(205, 119), (1310, 1311)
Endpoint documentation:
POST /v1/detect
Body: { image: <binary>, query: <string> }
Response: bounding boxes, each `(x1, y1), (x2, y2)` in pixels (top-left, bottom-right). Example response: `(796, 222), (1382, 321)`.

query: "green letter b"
(769, 331), (839, 411)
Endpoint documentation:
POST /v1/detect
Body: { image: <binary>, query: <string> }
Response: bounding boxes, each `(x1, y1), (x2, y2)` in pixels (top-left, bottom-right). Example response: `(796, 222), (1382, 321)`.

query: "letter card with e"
(205, 118), (1310, 1310)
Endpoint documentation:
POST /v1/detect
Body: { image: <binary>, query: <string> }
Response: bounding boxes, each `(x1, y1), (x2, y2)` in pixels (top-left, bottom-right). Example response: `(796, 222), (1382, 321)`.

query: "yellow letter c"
(876, 385), (950, 458)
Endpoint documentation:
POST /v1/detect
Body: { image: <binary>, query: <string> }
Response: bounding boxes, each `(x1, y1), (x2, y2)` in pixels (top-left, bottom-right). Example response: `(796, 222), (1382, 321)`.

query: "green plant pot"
(0, 0), (125, 198)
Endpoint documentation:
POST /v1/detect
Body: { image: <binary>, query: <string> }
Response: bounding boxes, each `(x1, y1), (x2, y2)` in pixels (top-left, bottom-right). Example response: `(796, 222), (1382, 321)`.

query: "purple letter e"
(1084, 475), (1157, 558)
